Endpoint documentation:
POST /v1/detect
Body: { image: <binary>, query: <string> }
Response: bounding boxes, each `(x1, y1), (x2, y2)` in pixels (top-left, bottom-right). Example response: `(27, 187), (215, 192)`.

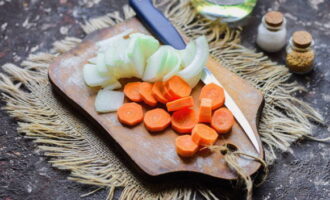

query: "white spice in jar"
(256, 11), (287, 52)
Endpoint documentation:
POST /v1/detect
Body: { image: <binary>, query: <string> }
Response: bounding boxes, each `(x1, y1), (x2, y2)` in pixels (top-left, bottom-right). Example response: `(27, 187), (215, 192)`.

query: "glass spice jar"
(286, 31), (315, 74)
(191, 0), (257, 22)
(256, 11), (287, 52)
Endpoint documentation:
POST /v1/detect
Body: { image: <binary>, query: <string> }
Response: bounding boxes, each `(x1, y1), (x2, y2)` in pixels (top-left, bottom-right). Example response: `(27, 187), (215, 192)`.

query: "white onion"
(88, 57), (97, 64)
(176, 36), (209, 88)
(96, 29), (133, 52)
(83, 64), (114, 87)
(127, 33), (160, 78)
(178, 40), (196, 67)
(103, 81), (122, 90)
(95, 89), (124, 113)
(143, 45), (181, 82)
(96, 53), (108, 76)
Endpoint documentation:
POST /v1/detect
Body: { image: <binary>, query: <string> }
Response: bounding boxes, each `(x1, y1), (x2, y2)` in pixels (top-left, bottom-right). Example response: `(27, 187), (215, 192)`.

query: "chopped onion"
(162, 48), (181, 81)
(176, 36), (209, 88)
(96, 53), (108, 76)
(185, 71), (202, 88)
(95, 89), (124, 113)
(104, 37), (136, 78)
(95, 32), (162, 80)
(85, 32), (210, 114)
(178, 40), (196, 67)
(142, 46), (167, 81)
(103, 81), (122, 90)
(96, 29), (133, 52)
(83, 64), (114, 87)
(143, 46), (181, 82)
(127, 33), (160, 78)
(88, 57), (97, 64)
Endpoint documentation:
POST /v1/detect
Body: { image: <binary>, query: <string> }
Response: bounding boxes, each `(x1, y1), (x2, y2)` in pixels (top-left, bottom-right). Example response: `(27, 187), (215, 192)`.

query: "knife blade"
(129, 0), (260, 153)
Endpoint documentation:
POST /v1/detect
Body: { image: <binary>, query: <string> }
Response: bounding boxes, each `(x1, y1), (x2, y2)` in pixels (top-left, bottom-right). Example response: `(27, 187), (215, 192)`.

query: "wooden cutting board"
(48, 17), (264, 180)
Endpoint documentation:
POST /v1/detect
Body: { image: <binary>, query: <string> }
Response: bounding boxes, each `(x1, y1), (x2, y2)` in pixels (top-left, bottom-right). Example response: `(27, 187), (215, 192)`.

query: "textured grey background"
(0, 0), (329, 199)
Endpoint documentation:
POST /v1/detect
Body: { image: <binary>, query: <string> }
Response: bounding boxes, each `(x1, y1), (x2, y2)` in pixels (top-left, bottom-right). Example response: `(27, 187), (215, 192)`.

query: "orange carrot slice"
(124, 82), (142, 102)
(151, 81), (168, 104)
(211, 107), (235, 134)
(175, 135), (198, 157)
(139, 82), (157, 107)
(166, 96), (194, 112)
(144, 108), (171, 132)
(117, 102), (143, 126)
(165, 75), (192, 99)
(171, 109), (196, 134)
(198, 98), (212, 123)
(163, 83), (175, 102)
(199, 83), (225, 110)
(191, 124), (218, 146)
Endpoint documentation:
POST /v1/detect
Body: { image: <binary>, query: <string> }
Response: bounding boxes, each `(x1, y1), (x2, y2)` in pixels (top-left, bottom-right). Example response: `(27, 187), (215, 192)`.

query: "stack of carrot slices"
(118, 76), (235, 158)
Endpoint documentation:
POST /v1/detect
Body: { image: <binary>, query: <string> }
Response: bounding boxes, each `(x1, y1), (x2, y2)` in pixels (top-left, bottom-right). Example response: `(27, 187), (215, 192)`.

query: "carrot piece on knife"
(144, 108), (171, 132)
(191, 124), (218, 146)
(199, 83), (225, 110)
(152, 81), (168, 104)
(166, 96), (194, 112)
(211, 107), (234, 134)
(171, 109), (196, 134)
(198, 98), (213, 123)
(139, 82), (157, 107)
(175, 135), (199, 157)
(165, 75), (192, 99)
(117, 102), (143, 126)
(124, 82), (142, 102)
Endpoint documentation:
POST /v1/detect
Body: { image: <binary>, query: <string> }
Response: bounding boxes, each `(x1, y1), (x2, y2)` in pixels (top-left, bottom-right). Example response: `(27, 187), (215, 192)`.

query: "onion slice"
(95, 89), (124, 113)
(103, 81), (122, 90)
(178, 40), (196, 67)
(83, 64), (114, 87)
(127, 33), (160, 78)
(176, 36), (209, 88)
(96, 29), (133, 52)
(143, 46), (181, 82)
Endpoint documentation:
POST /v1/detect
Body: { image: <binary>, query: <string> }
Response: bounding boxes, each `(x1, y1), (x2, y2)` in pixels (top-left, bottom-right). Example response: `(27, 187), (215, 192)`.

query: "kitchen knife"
(129, 0), (260, 154)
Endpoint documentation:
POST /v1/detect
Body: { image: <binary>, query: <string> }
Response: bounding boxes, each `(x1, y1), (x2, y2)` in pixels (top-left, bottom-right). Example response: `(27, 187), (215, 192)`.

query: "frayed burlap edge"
(0, 0), (324, 199)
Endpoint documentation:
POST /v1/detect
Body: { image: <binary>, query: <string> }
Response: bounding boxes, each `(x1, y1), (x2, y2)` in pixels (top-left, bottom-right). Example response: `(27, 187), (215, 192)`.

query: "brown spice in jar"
(286, 51), (315, 73)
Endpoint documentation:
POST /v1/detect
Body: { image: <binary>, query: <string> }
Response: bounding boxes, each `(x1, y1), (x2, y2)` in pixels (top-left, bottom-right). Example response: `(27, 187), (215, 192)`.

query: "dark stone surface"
(0, 0), (329, 199)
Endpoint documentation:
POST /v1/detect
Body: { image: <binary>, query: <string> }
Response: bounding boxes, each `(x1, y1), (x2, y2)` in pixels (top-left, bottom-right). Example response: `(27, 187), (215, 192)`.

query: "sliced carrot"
(191, 124), (218, 146)
(144, 108), (171, 132)
(171, 109), (196, 134)
(163, 83), (175, 101)
(117, 102), (143, 126)
(199, 83), (225, 110)
(124, 82), (142, 102)
(151, 81), (168, 104)
(198, 98), (213, 123)
(175, 135), (198, 157)
(166, 96), (194, 112)
(211, 107), (235, 134)
(165, 75), (192, 99)
(139, 82), (157, 107)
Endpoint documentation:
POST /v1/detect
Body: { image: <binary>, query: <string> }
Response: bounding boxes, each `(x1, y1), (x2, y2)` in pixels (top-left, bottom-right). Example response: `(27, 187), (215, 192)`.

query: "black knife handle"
(129, 0), (186, 50)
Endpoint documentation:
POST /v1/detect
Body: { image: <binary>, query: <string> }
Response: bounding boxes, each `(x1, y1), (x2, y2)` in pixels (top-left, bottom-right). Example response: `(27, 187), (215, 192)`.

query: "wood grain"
(48, 17), (264, 180)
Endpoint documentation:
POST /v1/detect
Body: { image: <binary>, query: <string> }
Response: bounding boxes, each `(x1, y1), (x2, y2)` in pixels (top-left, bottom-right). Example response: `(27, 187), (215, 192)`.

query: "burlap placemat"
(0, 0), (325, 199)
